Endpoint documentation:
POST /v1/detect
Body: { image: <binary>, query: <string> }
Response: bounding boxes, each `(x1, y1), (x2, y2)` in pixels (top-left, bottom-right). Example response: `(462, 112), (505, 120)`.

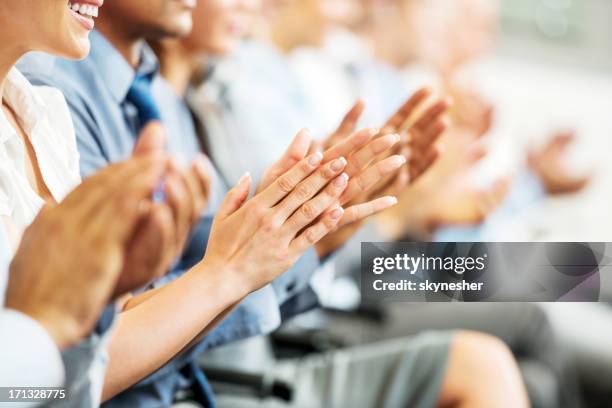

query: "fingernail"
(391, 155), (407, 166)
(331, 157), (347, 172)
(386, 196), (398, 206)
(308, 151), (323, 166)
(330, 206), (344, 219)
(333, 173), (349, 187)
(238, 172), (251, 184)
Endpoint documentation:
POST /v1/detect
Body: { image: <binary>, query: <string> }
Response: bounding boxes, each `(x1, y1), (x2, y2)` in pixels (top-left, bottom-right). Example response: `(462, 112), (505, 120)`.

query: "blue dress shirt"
(18, 31), (320, 407)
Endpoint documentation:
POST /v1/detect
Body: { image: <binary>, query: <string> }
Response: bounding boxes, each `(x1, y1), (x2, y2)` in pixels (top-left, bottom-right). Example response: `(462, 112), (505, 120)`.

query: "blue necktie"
(126, 73), (162, 131)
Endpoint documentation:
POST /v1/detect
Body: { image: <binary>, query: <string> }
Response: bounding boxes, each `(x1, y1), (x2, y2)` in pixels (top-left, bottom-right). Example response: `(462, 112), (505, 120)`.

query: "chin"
(168, 15), (194, 37)
(66, 39), (92, 60)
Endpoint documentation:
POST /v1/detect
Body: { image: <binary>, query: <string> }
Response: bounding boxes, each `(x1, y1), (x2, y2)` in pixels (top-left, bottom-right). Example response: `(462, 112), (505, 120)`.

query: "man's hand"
(450, 86), (494, 138)
(5, 155), (169, 350)
(528, 131), (591, 195)
(114, 122), (211, 296)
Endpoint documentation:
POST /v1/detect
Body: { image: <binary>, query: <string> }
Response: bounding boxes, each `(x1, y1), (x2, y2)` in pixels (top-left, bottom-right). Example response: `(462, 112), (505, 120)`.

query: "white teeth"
(67, 2), (99, 18)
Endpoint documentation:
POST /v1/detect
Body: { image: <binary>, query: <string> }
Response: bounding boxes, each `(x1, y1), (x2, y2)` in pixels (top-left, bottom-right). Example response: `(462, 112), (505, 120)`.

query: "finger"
(289, 206), (344, 254)
(257, 151), (324, 207)
(283, 173), (349, 234)
(328, 100), (365, 145)
(274, 157), (347, 220)
(322, 128), (376, 163)
(184, 160), (210, 222)
(133, 121), (166, 155)
(411, 147), (440, 180)
(552, 131), (575, 151)
(467, 145), (488, 165)
(340, 155), (406, 204)
(307, 139), (324, 156)
(382, 88), (431, 133)
(164, 165), (194, 248)
(125, 203), (176, 282)
(266, 129), (312, 180)
(338, 196), (398, 228)
(148, 204), (177, 274)
(217, 172), (252, 219)
(413, 99), (451, 132)
(192, 155), (212, 210)
(345, 133), (401, 177)
(416, 118), (449, 151)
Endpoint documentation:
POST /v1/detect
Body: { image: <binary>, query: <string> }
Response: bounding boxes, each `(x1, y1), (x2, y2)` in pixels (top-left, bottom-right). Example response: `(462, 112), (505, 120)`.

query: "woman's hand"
(201, 146), (350, 293)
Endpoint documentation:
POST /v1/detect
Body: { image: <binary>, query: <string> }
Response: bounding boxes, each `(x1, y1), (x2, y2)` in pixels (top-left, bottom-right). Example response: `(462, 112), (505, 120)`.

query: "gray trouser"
(214, 332), (453, 408)
(311, 302), (581, 408)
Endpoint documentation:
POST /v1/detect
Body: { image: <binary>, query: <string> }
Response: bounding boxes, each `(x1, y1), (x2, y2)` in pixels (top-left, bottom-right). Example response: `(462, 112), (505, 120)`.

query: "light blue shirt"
(18, 31), (320, 406)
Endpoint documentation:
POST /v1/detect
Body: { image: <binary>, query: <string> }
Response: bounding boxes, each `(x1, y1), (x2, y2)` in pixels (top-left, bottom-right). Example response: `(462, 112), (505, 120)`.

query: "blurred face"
(408, 0), (498, 73)
(319, 0), (364, 29)
(184, 0), (260, 55)
(0, 0), (104, 59)
(99, 0), (196, 40)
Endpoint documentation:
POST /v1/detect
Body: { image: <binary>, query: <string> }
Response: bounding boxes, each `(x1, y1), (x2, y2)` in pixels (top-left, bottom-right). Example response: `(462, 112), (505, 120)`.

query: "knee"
(442, 331), (529, 407)
(451, 331), (522, 383)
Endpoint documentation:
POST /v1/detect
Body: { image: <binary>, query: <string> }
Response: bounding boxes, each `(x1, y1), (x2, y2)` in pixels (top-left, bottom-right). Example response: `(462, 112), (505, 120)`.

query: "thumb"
(217, 172), (252, 219)
(134, 121), (166, 156)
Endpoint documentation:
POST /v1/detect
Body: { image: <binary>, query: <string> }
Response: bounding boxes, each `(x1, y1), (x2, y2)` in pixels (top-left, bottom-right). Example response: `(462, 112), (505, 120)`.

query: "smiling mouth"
(67, 2), (100, 18)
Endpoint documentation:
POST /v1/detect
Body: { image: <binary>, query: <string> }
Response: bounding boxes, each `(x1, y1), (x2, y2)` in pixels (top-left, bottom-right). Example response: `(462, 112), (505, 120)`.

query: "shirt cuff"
(272, 247), (320, 305)
(0, 309), (65, 387)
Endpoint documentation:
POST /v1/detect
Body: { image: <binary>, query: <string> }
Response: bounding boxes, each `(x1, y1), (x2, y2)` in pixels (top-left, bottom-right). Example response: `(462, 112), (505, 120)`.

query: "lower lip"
(69, 9), (95, 31)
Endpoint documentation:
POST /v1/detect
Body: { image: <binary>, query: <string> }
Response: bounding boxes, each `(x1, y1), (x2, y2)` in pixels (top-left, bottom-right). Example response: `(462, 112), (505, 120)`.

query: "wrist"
(193, 258), (252, 302)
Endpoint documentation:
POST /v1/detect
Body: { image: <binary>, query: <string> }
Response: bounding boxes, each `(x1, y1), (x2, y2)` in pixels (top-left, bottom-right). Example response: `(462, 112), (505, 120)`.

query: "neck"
(0, 41), (27, 105)
(95, 19), (144, 68)
(158, 43), (202, 97)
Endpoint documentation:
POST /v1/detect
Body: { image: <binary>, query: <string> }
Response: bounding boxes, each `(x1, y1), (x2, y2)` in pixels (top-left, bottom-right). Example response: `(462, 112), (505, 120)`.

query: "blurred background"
(479, 0), (612, 242)
(194, 1), (612, 407)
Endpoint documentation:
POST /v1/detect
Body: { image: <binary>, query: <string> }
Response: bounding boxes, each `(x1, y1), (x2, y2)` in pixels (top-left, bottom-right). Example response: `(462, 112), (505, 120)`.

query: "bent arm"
(101, 263), (248, 401)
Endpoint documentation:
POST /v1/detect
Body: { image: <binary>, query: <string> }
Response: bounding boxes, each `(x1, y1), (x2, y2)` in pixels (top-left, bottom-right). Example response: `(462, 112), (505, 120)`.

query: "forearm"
(101, 263), (248, 401)
(180, 302), (240, 352)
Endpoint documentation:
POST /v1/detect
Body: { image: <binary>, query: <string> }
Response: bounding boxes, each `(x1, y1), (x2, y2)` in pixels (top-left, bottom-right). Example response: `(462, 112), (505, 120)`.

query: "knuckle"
(323, 215), (338, 229)
(300, 202), (318, 220)
(355, 176), (368, 193)
(260, 213), (279, 231)
(294, 184), (311, 201)
(322, 166), (336, 179)
(305, 227), (320, 244)
(277, 175), (294, 194)
(253, 203), (267, 219)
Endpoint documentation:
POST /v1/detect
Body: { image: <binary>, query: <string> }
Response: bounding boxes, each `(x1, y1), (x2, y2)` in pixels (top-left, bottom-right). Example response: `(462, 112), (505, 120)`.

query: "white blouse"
(0, 68), (81, 249)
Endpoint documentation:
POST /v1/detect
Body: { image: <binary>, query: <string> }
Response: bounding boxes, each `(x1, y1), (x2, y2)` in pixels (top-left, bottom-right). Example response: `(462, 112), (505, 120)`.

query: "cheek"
(52, 9), (92, 58)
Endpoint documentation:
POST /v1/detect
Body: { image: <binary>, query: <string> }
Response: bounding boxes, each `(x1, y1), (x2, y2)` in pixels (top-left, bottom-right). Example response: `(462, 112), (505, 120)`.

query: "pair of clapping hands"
(5, 87), (449, 350)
